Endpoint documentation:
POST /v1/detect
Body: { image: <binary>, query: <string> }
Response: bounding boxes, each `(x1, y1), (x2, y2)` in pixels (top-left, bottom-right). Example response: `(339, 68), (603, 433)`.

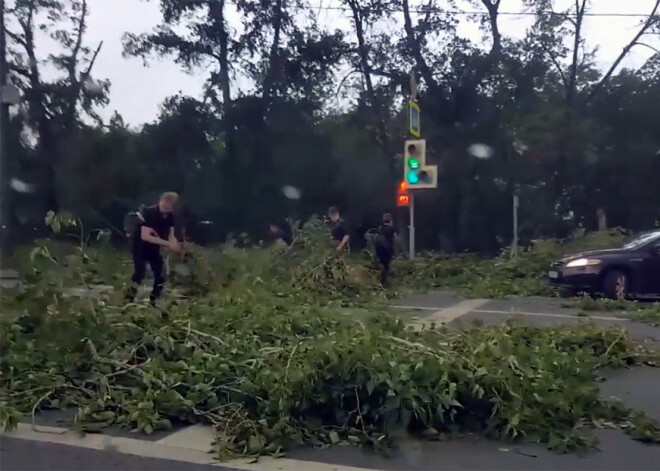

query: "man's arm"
(140, 226), (169, 247)
(168, 227), (178, 244)
(168, 227), (183, 251)
(337, 234), (349, 251)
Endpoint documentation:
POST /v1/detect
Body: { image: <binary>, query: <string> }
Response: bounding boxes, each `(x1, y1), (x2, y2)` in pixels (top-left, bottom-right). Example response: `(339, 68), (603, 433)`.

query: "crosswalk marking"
(430, 299), (489, 323)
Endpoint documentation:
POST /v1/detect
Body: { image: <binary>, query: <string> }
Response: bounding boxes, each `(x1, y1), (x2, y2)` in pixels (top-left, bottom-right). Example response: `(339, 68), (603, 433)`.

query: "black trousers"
(375, 245), (393, 286)
(126, 248), (166, 303)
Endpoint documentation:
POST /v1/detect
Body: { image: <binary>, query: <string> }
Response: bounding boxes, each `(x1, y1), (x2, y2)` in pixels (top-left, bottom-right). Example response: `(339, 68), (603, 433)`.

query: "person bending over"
(125, 192), (181, 305)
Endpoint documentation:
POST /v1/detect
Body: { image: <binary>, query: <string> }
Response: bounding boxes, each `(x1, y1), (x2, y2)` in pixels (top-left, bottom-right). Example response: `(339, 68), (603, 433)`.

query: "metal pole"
(512, 192), (519, 258)
(0, 0), (10, 249)
(408, 192), (415, 259)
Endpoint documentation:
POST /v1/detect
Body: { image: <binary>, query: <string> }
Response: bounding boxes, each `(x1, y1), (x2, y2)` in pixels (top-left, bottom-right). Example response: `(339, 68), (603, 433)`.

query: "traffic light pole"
(408, 192), (415, 259)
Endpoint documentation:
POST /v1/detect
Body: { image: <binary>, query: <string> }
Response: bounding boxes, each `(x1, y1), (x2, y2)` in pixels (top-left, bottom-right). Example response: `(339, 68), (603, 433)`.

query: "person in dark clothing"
(269, 222), (292, 247)
(374, 212), (396, 286)
(349, 218), (368, 253)
(125, 192), (181, 305)
(328, 207), (349, 251)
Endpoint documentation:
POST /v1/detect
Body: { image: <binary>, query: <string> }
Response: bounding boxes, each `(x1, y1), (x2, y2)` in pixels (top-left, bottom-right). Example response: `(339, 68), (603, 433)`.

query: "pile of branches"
(166, 218), (382, 301)
(2, 288), (659, 458)
(7, 214), (631, 301)
(393, 229), (629, 297)
(165, 221), (629, 301)
(2, 220), (659, 458)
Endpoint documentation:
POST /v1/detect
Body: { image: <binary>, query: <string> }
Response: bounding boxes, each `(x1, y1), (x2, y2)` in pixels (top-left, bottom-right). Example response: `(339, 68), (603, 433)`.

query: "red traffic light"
(397, 180), (409, 206)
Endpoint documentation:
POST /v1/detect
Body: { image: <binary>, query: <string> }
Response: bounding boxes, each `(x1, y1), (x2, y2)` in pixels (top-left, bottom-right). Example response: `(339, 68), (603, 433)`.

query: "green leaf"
(44, 211), (55, 227)
(474, 367), (488, 377)
(51, 217), (61, 234)
(248, 435), (263, 452)
(156, 419), (172, 430)
(511, 414), (520, 427)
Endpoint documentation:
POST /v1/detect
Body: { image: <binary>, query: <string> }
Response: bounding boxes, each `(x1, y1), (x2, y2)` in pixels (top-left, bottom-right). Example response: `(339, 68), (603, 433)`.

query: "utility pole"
(512, 191), (519, 258)
(0, 0), (10, 249)
(407, 73), (418, 259)
(402, 71), (437, 259)
(408, 192), (415, 259)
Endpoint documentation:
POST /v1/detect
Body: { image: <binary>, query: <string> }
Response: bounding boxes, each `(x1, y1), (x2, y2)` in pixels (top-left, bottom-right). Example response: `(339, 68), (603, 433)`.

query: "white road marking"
(2, 423), (384, 471)
(430, 299), (489, 323)
(403, 299), (490, 330)
(471, 308), (627, 322)
(391, 305), (441, 311)
(391, 304), (629, 322)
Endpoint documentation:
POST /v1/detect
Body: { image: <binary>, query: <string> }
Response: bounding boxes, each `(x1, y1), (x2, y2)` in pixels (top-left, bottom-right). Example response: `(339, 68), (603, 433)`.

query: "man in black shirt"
(374, 212), (396, 286)
(328, 207), (349, 251)
(126, 192), (181, 304)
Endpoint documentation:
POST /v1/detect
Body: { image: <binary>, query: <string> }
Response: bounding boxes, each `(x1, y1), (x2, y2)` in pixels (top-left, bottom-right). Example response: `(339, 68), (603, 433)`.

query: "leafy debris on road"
(1, 219), (658, 459)
(566, 296), (660, 326)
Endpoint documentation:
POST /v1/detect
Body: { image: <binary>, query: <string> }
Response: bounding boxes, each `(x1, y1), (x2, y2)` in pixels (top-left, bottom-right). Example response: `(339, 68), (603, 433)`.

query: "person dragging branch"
(328, 206), (350, 251)
(374, 212), (396, 287)
(125, 192), (182, 305)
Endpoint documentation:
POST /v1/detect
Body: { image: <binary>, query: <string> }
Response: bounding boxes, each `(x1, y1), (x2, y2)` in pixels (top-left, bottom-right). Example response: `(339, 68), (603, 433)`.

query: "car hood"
(559, 248), (627, 262)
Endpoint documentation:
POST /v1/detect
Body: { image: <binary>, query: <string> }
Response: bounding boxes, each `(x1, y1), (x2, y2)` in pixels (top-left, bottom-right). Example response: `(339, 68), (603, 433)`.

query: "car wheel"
(602, 269), (629, 300)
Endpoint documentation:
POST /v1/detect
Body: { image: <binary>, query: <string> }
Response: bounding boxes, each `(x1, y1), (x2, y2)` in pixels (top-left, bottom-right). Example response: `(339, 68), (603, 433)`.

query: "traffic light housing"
(404, 139), (437, 189)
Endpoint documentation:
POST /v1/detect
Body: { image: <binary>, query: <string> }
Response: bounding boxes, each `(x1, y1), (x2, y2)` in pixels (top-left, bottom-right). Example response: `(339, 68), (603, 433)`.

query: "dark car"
(548, 229), (660, 299)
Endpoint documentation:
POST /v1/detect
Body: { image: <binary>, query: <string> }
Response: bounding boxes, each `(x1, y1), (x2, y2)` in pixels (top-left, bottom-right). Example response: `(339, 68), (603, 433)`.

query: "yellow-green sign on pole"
(408, 101), (420, 137)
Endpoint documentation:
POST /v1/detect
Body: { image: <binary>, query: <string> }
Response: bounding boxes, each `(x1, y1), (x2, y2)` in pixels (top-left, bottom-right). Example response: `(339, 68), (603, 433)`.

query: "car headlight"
(565, 258), (602, 268)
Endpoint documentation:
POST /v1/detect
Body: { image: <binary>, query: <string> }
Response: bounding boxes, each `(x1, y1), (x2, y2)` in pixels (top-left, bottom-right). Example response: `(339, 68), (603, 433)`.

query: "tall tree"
(340, 0), (397, 178)
(4, 0), (107, 214)
(123, 0), (235, 162)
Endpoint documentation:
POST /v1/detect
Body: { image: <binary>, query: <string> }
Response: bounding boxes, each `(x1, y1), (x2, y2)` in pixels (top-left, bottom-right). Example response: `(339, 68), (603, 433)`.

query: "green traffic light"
(408, 157), (420, 169)
(406, 171), (419, 184)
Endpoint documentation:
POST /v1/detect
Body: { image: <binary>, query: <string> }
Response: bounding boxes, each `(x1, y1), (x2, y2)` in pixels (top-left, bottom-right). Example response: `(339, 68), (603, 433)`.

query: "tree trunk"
(566, 0), (586, 107)
(481, 0), (501, 57)
(209, 0), (233, 157)
(0, 0), (14, 249)
(210, 0), (231, 109)
(348, 1), (394, 180)
(261, 0), (283, 105)
(401, 0), (438, 92)
(597, 208), (607, 231)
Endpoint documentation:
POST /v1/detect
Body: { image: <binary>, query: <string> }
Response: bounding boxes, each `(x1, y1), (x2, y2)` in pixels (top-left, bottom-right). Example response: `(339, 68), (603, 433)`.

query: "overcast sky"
(29, 0), (660, 126)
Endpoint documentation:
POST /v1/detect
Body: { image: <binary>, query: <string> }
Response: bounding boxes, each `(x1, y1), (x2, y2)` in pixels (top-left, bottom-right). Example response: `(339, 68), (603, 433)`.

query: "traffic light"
(396, 181), (409, 207)
(403, 139), (437, 189)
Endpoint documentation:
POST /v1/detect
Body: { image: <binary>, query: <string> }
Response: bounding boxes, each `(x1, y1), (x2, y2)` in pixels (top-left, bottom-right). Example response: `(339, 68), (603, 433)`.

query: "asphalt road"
(0, 437), (235, 471)
(2, 291), (659, 471)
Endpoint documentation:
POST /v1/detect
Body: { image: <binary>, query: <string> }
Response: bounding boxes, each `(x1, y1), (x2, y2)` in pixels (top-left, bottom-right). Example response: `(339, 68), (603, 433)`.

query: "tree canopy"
(2, 0), (659, 252)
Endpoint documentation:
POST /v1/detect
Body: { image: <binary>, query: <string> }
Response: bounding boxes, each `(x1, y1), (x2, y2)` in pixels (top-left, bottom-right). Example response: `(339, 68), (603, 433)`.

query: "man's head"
(269, 223), (280, 234)
(328, 206), (340, 222)
(158, 192), (179, 214)
(382, 212), (393, 225)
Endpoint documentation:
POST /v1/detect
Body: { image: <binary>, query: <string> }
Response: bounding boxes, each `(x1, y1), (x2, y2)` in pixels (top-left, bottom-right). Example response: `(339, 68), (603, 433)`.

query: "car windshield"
(622, 231), (660, 249)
